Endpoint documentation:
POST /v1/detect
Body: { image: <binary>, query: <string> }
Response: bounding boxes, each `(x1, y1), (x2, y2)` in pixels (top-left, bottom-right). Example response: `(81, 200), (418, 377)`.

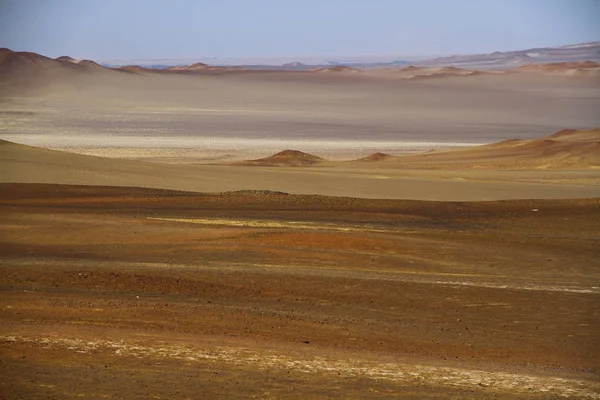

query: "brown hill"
(117, 65), (153, 74)
(0, 50), (73, 72)
(439, 66), (465, 72)
(78, 59), (105, 70)
(316, 66), (359, 73)
(2, 139), (599, 200)
(515, 61), (600, 77)
(55, 56), (78, 63)
(356, 152), (395, 162)
(54, 55), (111, 71)
(549, 129), (577, 138)
(404, 68), (485, 80)
(400, 65), (422, 71)
(166, 62), (209, 71)
(282, 62), (306, 68)
(235, 150), (325, 167)
(0, 50), (119, 92)
(0, 50), (79, 88)
(518, 61), (600, 70)
(396, 128), (600, 169)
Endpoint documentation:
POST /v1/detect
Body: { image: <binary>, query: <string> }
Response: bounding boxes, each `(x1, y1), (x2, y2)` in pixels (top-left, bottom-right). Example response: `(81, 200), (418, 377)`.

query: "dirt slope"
(356, 152), (394, 162)
(2, 139), (600, 200)
(234, 149), (325, 166)
(371, 128), (600, 169)
(515, 61), (600, 77)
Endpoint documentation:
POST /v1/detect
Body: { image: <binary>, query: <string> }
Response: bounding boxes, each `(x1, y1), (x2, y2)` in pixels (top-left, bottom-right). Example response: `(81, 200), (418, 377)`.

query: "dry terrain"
(1, 184), (600, 399)
(1, 136), (600, 201)
(1, 48), (599, 162)
(1, 48), (600, 399)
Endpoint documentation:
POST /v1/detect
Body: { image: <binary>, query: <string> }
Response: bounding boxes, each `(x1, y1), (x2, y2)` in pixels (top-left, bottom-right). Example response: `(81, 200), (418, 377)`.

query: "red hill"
(238, 150), (325, 167)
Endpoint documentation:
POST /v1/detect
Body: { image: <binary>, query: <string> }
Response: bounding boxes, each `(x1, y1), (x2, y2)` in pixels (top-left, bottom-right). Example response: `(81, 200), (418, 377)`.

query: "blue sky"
(0, 0), (598, 60)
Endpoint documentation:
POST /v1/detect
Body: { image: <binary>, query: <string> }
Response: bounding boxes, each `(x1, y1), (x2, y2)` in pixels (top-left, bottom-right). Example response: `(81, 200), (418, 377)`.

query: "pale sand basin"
(1, 68), (599, 163)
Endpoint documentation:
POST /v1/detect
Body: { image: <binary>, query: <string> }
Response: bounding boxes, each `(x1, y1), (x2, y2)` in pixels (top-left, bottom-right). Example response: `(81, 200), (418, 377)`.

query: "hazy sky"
(1, 0), (599, 60)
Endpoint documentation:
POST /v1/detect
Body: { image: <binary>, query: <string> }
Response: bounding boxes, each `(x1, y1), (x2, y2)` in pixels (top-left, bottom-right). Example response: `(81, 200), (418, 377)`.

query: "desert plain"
(1, 49), (600, 399)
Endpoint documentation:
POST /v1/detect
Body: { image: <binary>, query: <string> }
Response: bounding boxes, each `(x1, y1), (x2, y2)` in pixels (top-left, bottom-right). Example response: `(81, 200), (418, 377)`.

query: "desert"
(1, 34), (600, 400)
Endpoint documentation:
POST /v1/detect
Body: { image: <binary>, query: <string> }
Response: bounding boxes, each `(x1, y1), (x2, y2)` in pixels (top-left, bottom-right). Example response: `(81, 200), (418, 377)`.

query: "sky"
(0, 0), (599, 61)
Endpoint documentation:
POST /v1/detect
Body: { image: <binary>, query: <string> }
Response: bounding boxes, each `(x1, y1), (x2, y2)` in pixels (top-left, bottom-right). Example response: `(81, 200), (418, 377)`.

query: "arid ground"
(1, 50), (600, 398)
(1, 184), (599, 399)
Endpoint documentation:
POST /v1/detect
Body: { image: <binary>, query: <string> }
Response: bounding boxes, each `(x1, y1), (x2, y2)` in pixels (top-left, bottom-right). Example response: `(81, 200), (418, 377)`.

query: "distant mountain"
(281, 61), (306, 68)
(0, 48), (117, 90)
(327, 60), (410, 69)
(2, 40), (599, 90)
(418, 41), (600, 70)
(166, 62), (209, 71)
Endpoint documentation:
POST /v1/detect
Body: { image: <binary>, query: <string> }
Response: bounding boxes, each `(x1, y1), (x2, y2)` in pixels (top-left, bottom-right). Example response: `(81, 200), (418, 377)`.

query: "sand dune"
(166, 62), (210, 71)
(55, 55), (79, 63)
(379, 62), (599, 80)
(227, 128), (600, 170)
(2, 49), (598, 91)
(0, 49), (125, 94)
(0, 49), (111, 78)
(515, 61), (600, 77)
(0, 49), (82, 79)
(517, 60), (600, 70)
(233, 149), (325, 166)
(363, 128), (600, 169)
(406, 70), (484, 80)
(0, 49), (599, 200)
(315, 66), (360, 73)
(356, 152), (394, 162)
(2, 137), (599, 201)
(418, 41), (600, 69)
(117, 65), (155, 74)
(387, 66), (490, 80)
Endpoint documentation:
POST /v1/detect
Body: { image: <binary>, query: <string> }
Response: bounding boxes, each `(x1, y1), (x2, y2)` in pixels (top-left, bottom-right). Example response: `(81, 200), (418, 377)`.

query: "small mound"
(575, 61), (600, 68)
(317, 66), (359, 73)
(408, 72), (457, 80)
(547, 127), (600, 142)
(357, 152), (394, 162)
(439, 66), (464, 72)
(223, 190), (289, 196)
(0, 138), (17, 146)
(78, 60), (103, 68)
(186, 62), (209, 69)
(398, 127), (600, 169)
(167, 62), (209, 71)
(282, 62), (306, 68)
(118, 65), (150, 74)
(0, 51), (80, 82)
(545, 61), (600, 69)
(241, 150), (325, 167)
(403, 69), (484, 80)
(517, 61), (600, 73)
(56, 56), (78, 63)
(0, 51), (49, 65)
(550, 129), (578, 138)
(400, 65), (422, 71)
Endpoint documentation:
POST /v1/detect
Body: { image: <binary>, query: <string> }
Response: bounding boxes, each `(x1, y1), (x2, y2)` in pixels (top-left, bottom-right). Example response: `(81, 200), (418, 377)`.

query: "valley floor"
(1, 184), (599, 398)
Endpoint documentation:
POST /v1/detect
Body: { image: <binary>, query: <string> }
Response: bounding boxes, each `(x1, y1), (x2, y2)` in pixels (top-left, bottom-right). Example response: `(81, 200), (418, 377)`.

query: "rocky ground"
(1, 184), (599, 399)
